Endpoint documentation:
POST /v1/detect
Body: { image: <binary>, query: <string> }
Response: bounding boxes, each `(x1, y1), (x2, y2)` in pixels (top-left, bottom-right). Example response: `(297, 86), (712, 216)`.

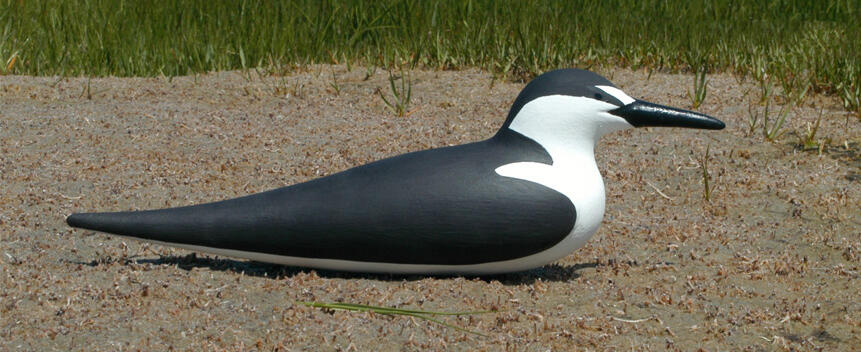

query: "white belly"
(493, 159), (606, 268)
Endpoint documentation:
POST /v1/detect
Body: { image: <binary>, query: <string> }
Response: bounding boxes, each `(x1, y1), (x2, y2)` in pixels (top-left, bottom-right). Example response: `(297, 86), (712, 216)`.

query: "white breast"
(488, 95), (632, 269)
(493, 153), (606, 268)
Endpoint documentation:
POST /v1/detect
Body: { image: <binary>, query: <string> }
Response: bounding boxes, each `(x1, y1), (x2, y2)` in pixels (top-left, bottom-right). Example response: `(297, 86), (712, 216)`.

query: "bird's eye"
(594, 93), (603, 100)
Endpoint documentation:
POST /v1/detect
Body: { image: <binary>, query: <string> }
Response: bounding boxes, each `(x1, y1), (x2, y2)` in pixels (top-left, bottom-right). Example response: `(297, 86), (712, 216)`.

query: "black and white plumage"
(67, 69), (724, 274)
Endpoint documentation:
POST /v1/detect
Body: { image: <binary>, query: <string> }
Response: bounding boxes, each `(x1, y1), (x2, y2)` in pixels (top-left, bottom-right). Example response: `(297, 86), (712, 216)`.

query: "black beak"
(610, 100), (725, 130)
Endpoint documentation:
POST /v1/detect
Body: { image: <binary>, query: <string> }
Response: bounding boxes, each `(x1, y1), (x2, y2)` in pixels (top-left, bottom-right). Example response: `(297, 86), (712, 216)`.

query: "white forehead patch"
(595, 85), (636, 105)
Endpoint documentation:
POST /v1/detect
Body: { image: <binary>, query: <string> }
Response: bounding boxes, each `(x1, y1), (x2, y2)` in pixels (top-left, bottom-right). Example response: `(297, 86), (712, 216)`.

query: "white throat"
(493, 95), (632, 267)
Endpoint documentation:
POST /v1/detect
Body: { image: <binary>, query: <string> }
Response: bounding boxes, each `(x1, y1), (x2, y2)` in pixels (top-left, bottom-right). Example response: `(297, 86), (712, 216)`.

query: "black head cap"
(501, 69), (627, 129)
(500, 68), (725, 131)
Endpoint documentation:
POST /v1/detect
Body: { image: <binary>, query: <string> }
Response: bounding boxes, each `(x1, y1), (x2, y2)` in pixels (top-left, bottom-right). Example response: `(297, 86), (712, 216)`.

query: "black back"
(68, 130), (576, 265)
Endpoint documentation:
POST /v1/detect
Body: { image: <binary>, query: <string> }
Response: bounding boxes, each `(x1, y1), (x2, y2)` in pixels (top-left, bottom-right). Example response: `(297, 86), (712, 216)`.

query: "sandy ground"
(0, 65), (858, 351)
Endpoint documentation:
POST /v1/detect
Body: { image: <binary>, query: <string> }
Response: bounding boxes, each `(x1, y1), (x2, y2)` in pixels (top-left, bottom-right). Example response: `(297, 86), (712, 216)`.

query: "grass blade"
(298, 301), (496, 337)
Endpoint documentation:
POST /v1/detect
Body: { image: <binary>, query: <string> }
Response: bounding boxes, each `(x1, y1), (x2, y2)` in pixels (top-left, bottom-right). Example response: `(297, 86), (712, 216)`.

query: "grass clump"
(1, 0), (858, 113)
(378, 67), (412, 117)
(749, 101), (793, 142)
(794, 108), (828, 153)
(688, 67), (708, 109)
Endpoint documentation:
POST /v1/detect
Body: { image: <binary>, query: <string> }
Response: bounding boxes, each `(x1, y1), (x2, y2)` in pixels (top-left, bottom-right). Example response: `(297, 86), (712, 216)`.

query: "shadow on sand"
(119, 253), (597, 285)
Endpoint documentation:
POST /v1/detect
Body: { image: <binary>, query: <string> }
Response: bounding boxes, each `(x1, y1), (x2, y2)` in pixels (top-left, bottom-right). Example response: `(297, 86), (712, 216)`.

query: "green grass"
(299, 301), (495, 336)
(1, 0), (858, 112)
(378, 67), (412, 117)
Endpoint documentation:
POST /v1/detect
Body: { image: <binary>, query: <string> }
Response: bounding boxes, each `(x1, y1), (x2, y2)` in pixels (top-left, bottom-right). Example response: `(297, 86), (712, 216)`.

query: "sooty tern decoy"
(67, 68), (724, 274)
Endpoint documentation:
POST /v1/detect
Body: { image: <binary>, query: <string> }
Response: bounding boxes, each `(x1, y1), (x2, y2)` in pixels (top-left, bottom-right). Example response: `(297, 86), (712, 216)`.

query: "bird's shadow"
(125, 253), (596, 285)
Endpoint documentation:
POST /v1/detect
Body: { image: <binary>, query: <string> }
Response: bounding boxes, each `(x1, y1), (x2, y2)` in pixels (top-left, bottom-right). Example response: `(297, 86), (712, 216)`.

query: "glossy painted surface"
(68, 130), (575, 267)
(67, 69), (725, 274)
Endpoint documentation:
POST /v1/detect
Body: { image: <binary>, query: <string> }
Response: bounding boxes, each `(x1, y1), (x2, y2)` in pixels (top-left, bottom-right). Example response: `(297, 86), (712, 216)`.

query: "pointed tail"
(66, 189), (294, 251)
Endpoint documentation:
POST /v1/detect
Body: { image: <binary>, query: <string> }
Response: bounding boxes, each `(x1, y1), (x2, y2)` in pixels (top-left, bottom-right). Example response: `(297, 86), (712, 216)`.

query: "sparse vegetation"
(750, 101), (792, 142)
(795, 108), (828, 152)
(746, 104), (760, 136)
(688, 67), (708, 109)
(378, 68), (412, 117)
(757, 76), (774, 104)
(840, 79), (860, 114)
(1, 0), (858, 114)
(299, 301), (494, 336)
(328, 69), (341, 96)
(699, 144), (714, 202)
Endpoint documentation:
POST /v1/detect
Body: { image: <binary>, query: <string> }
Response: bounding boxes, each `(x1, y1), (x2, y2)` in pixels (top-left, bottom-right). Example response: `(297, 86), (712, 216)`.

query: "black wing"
(67, 130), (576, 265)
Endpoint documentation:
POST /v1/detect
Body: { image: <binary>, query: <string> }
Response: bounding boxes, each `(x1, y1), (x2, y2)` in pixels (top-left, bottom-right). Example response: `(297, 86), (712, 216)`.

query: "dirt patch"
(1, 66), (858, 351)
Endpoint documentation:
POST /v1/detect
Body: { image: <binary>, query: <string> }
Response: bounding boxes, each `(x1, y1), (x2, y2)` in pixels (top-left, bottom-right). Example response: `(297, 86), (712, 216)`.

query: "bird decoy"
(67, 69), (724, 274)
